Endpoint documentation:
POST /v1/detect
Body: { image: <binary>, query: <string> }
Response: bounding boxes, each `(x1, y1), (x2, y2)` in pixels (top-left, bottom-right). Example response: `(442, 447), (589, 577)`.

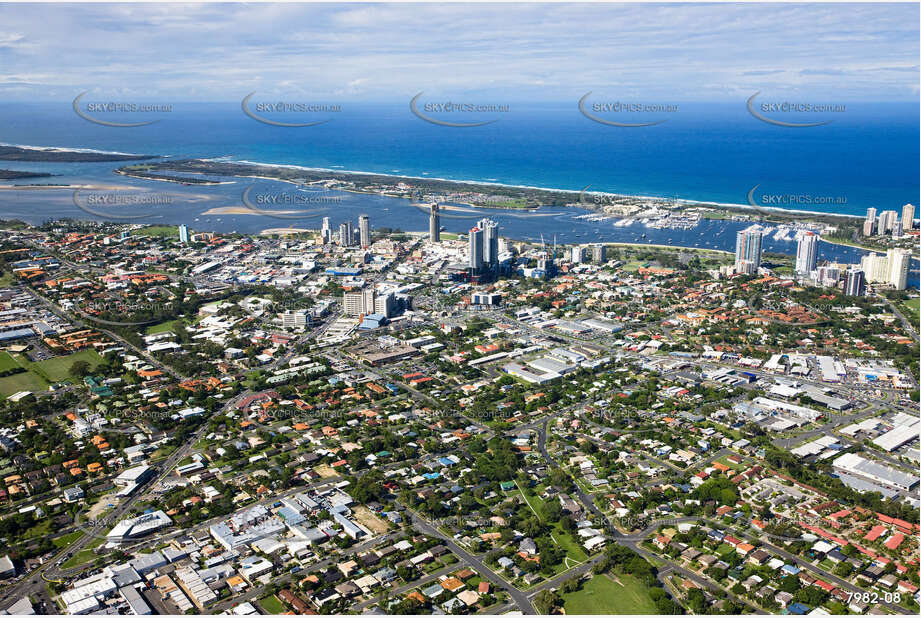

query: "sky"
(0, 2), (918, 102)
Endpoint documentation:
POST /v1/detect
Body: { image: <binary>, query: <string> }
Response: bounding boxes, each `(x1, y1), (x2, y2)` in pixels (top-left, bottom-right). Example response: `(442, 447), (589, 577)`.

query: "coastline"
(229, 158), (869, 221)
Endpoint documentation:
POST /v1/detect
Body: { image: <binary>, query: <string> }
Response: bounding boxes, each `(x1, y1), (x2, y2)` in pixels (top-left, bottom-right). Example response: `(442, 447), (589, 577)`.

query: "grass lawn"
(258, 595), (287, 614)
(28, 349), (103, 382)
(61, 544), (102, 570)
(901, 298), (920, 324)
(140, 225), (179, 238)
(0, 370), (48, 398)
(0, 351), (21, 372)
(52, 530), (84, 549)
(145, 319), (181, 335)
(562, 573), (659, 614)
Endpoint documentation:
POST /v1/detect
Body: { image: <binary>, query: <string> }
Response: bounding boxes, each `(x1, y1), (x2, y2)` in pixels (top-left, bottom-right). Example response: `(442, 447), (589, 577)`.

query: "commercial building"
(832, 452), (918, 492)
(343, 287), (377, 317)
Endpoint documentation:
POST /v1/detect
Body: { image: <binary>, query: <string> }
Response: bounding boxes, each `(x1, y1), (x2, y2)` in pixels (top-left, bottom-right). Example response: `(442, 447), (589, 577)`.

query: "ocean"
(0, 101), (918, 287)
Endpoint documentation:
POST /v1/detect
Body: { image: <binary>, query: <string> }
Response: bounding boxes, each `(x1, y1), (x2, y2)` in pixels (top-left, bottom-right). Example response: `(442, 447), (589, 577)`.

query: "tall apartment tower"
(178, 224), (189, 244)
(468, 226), (484, 271)
(901, 203), (915, 232)
(844, 268), (866, 296)
(429, 203), (440, 242)
(734, 226), (763, 274)
(795, 231), (818, 276)
(358, 214), (371, 248)
(887, 248), (911, 291)
(863, 208), (877, 236)
(478, 218), (499, 268)
(321, 217), (331, 243)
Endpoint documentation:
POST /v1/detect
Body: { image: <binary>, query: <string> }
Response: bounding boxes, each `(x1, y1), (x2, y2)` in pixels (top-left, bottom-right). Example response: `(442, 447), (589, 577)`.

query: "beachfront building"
(734, 225), (763, 274)
(901, 203), (915, 232)
(863, 208), (876, 236)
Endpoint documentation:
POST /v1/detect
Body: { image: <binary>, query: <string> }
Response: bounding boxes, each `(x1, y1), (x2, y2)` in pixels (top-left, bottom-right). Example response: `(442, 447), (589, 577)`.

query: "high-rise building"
(178, 224), (189, 244)
(373, 291), (396, 318)
(468, 226), (484, 271)
(339, 221), (354, 246)
(321, 217), (331, 243)
(591, 244), (606, 264)
(860, 252), (889, 283)
(878, 210), (898, 234)
(571, 246), (583, 264)
(901, 203), (915, 232)
(795, 232), (818, 276)
(478, 218), (499, 268)
(887, 248), (911, 291)
(844, 268), (866, 296)
(863, 208), (877, 236)
(734, 225), (763, 274)
(343, 287), (377, 316)
(814, 265), (840, 287)
(281, 309), (310, 330)
(358, 215), (371, 248)
(891, 220), (903, 238)
(429, 203), (440, 242)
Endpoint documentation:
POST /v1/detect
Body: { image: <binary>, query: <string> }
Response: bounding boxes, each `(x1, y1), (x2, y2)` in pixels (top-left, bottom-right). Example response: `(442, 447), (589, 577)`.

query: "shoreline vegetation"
(0, 169), (53, 180)
(116, 165), (230, 185)
(116, 158), (870, 226)
(0, 144), (157, 162)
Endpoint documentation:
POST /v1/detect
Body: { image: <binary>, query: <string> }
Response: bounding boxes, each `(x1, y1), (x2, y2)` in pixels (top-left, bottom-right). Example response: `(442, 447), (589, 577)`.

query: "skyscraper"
(429, 203), (440, 242)
(468, 226), (484, 271)
(878, 210), (898, 234)
(863, 208), (876, 236)
(902, 203), (915, 232)
(845, 268), (865, 296)
(178, 224), (189, 244)
(860, 252), (889, 283)
(734, 226), (763, 274)
(592, 244), (606, 264)
(795, 231), (818, 276)
(339, 222), (352, 246)
(571, 246), (583, 264)
(321, 217), (331, 243)
(887, 248), (911, 291)
(358, 214), (370, 248)
(478, 218), (499, 267)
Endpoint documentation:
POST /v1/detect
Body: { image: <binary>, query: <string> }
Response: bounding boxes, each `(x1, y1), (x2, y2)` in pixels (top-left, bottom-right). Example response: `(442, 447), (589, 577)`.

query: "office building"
(844, 268), (865, 296)
(901, 203), (915, 232)
(358, 214), (371, 248)
(887, 248), (911, 291)
(795, 231), (818, 276)
(734, 225), (763, 274)
(373, 291), (397, 318)
(863, 208), (876, 236)
(178, 224), (189, 244)
(343, 287), (377, 316)
(281, 309), (310, 330)
(429, 203), (440, 242)
(469, 226), (484, 271)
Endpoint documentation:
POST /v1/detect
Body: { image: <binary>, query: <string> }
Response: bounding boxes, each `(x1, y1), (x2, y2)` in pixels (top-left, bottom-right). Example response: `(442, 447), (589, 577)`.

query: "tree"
(534, 589), (561, 614)
(69, 360), (91, 378)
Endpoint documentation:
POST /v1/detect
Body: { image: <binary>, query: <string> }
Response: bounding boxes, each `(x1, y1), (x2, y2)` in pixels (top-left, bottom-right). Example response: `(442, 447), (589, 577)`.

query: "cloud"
(0, 2), (916, 101)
